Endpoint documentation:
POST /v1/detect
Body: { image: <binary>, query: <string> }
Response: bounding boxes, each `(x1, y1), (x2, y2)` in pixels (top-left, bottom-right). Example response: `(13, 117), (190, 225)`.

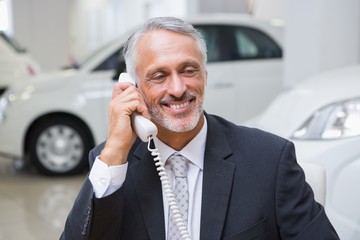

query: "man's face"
(135, 30), (207, 133)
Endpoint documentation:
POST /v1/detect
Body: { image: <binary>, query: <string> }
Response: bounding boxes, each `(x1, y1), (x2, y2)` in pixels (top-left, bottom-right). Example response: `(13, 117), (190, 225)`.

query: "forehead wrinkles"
(140, 30), (194, 53)
(136, 31), (203, 71)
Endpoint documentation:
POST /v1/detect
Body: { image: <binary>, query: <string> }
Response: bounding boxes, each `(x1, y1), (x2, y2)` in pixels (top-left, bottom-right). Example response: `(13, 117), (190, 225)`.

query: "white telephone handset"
(118, 73), (158, 142)
(118, 72), (191, 240)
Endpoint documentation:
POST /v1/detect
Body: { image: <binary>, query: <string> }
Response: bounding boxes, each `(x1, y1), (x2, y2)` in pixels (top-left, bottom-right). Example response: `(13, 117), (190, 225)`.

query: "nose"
(167, 73), (186, 97)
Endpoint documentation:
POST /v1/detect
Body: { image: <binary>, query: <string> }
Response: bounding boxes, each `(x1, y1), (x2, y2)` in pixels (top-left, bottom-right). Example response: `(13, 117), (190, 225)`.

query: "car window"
(93, 47), (123, 71)
(78, 44), (112, 68)
(194, 24), (282, 63)
(0, 31), (27, 53)
(194, 26), (222, 62)
(235, 31), (259, 58)
(233, 26), (282, 60)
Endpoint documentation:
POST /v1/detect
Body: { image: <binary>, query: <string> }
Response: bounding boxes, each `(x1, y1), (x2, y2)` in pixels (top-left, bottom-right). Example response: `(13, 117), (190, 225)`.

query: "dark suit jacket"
(61, 114), (339, 240)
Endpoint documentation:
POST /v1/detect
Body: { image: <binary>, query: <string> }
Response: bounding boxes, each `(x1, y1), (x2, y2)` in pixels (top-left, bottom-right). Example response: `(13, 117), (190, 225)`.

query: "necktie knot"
(168, 153), (188, 177)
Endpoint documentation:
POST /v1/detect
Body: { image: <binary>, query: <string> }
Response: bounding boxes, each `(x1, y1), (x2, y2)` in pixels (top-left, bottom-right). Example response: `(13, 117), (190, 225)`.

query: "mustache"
(160, 91), (196, 104)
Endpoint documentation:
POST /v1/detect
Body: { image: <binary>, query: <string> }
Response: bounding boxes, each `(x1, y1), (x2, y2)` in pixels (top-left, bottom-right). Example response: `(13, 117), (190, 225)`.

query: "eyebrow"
(180, 60), (201, 68)
(146, 60), (202, 74)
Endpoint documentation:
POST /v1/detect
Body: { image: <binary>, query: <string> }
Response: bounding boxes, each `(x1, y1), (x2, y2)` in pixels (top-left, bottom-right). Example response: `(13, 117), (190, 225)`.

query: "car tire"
(27, 116), (93, 176)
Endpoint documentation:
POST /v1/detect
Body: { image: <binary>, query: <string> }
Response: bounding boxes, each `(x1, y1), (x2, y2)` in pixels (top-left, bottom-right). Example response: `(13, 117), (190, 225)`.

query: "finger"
(111, 83), (122, 100)
(135, 98), (152, 119)
(111, 84), (152, 120)
(111, 82), (134, 100)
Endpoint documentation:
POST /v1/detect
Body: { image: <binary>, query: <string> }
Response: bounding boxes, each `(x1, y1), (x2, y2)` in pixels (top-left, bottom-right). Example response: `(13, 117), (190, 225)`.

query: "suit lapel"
(131, 142), (166, 240)
(200, 115), (236, 240)
(128, 115), (236, 240)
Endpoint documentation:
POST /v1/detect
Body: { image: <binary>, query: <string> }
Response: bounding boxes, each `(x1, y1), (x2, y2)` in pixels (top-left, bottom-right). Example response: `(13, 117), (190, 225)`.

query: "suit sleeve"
(60, 144), (125, 240)
(275, 141), (339, 239)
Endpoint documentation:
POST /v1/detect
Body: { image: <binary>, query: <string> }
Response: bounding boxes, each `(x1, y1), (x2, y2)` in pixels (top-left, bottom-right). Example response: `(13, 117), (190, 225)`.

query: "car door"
(77, 46), (124, 144)
(195, 24), (283, 124)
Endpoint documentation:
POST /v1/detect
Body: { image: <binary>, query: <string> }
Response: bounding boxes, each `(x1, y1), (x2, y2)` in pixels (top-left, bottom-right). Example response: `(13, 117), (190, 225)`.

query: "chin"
(151, 106), (203, 132)
(166, 115), (201, 133)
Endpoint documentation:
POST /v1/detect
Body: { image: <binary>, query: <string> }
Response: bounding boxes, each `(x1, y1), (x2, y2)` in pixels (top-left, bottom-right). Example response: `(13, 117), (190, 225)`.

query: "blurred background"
(0, 0), (359, 239)
(2, 0), (359, 85)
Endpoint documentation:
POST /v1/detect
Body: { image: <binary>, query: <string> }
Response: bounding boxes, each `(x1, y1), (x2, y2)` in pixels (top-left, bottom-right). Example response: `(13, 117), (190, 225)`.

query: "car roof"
(186, 13), (281, 26)
(187, 13), (283, 41)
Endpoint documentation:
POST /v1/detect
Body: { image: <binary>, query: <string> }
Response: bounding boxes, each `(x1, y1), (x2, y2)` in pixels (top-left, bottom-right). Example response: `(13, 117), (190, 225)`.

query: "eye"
(149, 72), (167, 82)
(181, 67), (200, 77)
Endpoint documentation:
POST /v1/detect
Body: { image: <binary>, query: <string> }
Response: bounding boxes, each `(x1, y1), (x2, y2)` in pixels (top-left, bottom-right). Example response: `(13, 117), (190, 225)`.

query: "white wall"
(251, 0), (284, 20)
(8, 0), (250, 71)
(197, 0), (248, 13)
(0, 0), (12, 33)
(69, 0), (188, 61)
(10, 0), (190, 70)
(283, 0), (360, 86)
(11, 0), (71, 71)
(9, 0), (360, 76)
(69, 0), (144, 61)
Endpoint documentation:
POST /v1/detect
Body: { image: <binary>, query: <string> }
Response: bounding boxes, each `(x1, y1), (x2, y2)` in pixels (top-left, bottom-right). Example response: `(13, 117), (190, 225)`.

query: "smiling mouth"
(169, 101), (190, 109)
(160, 93), (196, 111)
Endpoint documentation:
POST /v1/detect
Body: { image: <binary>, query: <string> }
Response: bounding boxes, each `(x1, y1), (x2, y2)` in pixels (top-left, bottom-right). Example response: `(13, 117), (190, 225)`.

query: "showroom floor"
(0, 156), (85, 240)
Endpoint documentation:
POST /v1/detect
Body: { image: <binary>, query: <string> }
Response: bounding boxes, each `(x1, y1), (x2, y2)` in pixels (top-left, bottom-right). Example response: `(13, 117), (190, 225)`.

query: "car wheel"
(28, 116), (93, 176)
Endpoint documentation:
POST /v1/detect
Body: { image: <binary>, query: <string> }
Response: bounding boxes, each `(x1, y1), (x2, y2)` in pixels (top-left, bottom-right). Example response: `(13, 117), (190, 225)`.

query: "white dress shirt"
(89, 116), (207, 240)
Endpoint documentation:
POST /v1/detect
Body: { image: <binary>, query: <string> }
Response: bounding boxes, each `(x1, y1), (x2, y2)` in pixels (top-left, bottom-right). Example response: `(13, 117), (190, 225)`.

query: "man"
(61, 17), (339, 240)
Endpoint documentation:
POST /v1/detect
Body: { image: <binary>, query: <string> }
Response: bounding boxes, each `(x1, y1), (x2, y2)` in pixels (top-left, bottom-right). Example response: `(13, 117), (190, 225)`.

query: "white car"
(0, 14), (284, 176)
(0, 31), (41, 95)
(248, 64), (360, 240)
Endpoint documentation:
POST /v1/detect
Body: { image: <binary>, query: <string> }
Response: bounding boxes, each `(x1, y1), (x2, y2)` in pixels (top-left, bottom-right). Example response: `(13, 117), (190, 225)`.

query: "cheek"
(192, 79), (206, 96)
(192, 71), (207, 93)
(140, 85), (166, 105)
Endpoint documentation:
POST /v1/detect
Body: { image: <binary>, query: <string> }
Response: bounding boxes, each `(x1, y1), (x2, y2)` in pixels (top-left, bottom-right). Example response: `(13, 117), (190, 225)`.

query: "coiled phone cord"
(147, 136), (191, 240)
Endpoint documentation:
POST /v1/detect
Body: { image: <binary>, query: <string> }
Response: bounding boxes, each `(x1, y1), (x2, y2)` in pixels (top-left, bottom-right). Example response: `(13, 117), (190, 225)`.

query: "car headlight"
(292, 98), (360, 140)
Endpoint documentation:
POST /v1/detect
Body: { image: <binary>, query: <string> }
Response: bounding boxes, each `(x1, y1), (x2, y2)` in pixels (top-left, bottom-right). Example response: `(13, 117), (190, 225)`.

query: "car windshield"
(0, 31), (27, 53)
(62, 42), (115, 70)
(79, 41), (116, 68)
(66, 28), (136, 70)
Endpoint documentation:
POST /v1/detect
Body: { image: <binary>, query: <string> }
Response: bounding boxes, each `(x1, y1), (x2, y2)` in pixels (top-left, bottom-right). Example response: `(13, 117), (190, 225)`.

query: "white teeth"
(170, 101), (190, 109)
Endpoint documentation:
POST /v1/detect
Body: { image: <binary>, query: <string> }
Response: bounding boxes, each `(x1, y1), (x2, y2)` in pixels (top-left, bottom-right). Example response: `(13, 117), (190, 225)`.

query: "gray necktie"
(167, 153), (189, 240)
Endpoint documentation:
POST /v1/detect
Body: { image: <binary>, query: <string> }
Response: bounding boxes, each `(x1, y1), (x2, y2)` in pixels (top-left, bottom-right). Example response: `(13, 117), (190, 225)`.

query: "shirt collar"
(153, 115), (207, 170)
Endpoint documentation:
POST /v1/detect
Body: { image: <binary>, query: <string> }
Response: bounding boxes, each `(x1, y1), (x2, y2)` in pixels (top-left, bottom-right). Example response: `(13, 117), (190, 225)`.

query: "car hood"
(250, 64), (360, 138)
(8, 69), (80, 93)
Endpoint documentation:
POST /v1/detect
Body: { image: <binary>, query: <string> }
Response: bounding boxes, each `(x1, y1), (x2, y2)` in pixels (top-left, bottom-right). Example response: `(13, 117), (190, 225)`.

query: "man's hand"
(99, 82), (151, 166)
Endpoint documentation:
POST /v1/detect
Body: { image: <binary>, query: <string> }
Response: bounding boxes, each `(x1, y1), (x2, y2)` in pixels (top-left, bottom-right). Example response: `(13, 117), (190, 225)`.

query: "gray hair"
(123, 16), (207, 82)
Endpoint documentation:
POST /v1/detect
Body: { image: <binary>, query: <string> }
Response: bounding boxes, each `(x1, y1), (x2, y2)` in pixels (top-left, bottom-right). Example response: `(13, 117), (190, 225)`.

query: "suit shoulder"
(206, 114), (290, 147)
